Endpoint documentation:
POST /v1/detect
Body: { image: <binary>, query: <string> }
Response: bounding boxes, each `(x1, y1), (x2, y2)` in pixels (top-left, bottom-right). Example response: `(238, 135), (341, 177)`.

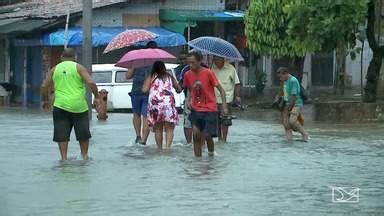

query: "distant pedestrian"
(125, 41), (157, 145)
(175, 52), (188, 82)
(272, 76), (304, 129)
(40, 48), (100, 160)
(142, 61), (182, 150)
(276, 67), (309, 142)
(183, 51), (228, 157)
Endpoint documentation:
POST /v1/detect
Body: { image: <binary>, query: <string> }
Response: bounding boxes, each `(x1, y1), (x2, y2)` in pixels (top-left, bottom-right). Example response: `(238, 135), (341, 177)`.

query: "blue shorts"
(189, 110), (218, 138)
(130, 94), (148, 117)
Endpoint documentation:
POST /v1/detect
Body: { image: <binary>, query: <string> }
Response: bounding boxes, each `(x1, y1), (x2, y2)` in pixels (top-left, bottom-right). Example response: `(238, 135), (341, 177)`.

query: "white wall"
(265, 57), (272, 86)
(302, 54), (311, 89)
(346, 40), (372, 87)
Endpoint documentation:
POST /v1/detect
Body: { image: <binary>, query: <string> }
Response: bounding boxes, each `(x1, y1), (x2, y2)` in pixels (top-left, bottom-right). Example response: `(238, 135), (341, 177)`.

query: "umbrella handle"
(209, 61), (214, 69)
(207, 54), (214, 69)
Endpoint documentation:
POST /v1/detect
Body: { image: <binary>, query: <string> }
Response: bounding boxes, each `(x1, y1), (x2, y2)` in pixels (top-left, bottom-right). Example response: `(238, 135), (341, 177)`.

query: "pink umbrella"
(115, 48), (176, 69)
(103, 29), (158, 53)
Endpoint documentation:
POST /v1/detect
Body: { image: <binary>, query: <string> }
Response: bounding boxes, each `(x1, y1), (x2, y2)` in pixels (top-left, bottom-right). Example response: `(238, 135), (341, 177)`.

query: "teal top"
(283, 75), (303, 106)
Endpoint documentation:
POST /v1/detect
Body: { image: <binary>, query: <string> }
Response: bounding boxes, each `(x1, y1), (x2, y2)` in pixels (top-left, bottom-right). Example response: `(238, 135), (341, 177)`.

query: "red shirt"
(183, 67), (219, 112)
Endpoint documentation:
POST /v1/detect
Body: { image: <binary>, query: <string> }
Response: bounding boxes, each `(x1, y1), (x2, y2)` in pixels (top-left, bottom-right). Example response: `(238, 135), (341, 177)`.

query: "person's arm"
(126, 68), (134, 80)
(40, 67), (54, 110)
(234, 83), (241, 103)
(142, 75), (152, 93)
(178, 79), (184, 90)
(233, 67), (241, 103)
(215, 83), (228, 114)
(182, 75), (191, 109)
(278, 82), (284, 97)
(171, 75), (182, 93)
(185, 88), (191, 109)
(179, 66), (189, 87)
(77, 64), (99, 99)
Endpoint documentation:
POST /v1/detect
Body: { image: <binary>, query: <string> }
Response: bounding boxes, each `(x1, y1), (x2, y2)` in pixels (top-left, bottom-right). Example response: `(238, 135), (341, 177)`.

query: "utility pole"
(82, 0), (92, 119)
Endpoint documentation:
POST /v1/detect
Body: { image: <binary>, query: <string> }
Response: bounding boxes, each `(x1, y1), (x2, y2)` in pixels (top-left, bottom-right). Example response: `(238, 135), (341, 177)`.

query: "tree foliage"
(285, 0), (368, 57)
(244, 0), (308, 57)
(245, 0), (368, 57)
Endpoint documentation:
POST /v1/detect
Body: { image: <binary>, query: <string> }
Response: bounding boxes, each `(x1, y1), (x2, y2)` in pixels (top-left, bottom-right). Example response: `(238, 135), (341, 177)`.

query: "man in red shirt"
(183, 51), (228, 157)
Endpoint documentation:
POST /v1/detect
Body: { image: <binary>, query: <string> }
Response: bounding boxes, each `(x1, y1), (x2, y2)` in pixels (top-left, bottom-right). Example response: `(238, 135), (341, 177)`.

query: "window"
(92, 71), (112, 83)
(115, 71), (130, 83)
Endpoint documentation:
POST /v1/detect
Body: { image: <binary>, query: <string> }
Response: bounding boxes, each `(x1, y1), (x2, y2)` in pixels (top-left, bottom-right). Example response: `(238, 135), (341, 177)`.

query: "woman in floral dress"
(142, 61), (182, 149)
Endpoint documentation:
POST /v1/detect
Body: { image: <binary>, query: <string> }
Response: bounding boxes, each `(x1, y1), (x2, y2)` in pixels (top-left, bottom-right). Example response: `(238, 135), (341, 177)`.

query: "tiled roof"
(0, 0), (125, 20)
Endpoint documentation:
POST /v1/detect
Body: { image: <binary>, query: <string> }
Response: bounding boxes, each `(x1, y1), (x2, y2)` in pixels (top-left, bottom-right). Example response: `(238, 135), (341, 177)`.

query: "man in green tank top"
(40, 48), (100, 160)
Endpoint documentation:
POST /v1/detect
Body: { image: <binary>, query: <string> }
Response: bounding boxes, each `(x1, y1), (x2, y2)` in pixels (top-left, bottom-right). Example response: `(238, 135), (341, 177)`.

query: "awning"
(159, 9), (244, 33)
(13, 26), (186, 47)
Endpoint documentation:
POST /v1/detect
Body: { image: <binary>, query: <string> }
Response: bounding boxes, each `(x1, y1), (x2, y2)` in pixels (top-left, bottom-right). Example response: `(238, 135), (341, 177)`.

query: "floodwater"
(0, 107), (383, 216)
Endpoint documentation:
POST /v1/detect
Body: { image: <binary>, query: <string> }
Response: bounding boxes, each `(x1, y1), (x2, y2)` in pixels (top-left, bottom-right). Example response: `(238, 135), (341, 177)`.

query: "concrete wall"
(314, 101), (384, 122)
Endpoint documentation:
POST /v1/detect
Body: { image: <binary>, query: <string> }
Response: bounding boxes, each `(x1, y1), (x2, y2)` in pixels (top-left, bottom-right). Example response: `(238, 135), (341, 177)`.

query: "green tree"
(244, 0), (308, 81)
(245, 0), (368, 94)
(285, 0), (368, 95)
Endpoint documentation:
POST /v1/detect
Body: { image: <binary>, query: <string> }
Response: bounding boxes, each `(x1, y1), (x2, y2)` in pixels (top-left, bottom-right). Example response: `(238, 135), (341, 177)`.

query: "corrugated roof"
(0, 0), (126, 19)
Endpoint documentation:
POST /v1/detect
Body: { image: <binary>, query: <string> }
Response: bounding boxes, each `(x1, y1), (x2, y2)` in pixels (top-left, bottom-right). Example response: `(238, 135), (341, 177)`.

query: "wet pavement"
(0, 107), (383, 216)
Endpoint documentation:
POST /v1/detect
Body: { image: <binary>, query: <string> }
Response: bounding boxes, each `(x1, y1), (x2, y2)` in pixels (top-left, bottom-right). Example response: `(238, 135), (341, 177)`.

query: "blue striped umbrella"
(187, 36), (244, 61)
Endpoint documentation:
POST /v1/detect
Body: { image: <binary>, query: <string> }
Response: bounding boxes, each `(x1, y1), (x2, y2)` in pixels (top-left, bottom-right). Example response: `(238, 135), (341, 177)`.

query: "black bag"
(300, 85), (308, 102)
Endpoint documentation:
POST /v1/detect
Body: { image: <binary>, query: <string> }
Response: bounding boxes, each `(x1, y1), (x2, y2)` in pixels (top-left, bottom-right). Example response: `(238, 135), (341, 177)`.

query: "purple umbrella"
(115, 48), (176, 69)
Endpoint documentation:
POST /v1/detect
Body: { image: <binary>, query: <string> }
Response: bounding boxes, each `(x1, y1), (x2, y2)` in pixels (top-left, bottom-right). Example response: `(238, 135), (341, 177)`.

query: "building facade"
(1, 0), (238, 105)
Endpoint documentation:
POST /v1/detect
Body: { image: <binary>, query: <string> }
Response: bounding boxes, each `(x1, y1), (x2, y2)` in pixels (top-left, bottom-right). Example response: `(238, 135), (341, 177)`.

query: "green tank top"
(53, 61), (88, 113)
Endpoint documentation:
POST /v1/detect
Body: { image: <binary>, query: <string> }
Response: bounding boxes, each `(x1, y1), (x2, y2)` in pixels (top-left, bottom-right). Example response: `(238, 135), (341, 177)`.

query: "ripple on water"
(1, 110), (384, 215)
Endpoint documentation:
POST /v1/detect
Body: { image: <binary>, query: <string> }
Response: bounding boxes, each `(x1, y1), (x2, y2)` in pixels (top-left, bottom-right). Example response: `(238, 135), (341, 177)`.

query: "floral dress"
(147, 75), (179, 131)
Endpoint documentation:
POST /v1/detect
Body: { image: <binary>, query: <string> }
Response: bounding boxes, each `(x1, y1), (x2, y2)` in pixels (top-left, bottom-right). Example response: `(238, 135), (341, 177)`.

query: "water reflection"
(0, 109), (383, 215)
(181, 157), (223, 178)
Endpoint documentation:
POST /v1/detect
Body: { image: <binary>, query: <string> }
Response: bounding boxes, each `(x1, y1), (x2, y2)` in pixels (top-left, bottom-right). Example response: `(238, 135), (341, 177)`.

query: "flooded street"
(1, 107), (383, 216)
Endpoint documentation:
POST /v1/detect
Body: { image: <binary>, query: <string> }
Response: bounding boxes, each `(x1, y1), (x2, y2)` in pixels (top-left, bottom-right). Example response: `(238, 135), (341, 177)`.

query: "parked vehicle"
(92, 64), (184, 111)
